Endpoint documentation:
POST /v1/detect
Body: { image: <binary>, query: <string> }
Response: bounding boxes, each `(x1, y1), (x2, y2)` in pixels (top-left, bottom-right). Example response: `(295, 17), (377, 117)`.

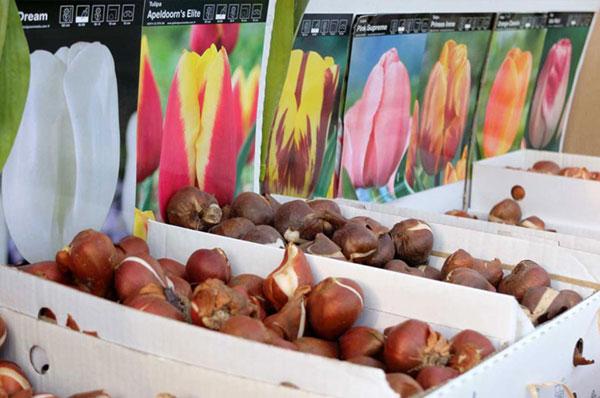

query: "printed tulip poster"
(136, 0), (268, 228)
(474, 13), (548, 161)
(340, 14), (429, 202)
(261, 13), (353, 199)
(406, 13), (494, 192)
(524, 12), (594, 152)
(3, 0), (143, 264)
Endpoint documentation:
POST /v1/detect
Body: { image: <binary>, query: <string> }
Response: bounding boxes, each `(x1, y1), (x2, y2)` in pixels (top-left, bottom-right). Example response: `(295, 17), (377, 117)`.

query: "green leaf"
(312, 131), (337, 198)
(341, 167), (358, 200)
(235, 126), (256, 197)
(0, 0), (30, 173)
(260, 0), (310, 182)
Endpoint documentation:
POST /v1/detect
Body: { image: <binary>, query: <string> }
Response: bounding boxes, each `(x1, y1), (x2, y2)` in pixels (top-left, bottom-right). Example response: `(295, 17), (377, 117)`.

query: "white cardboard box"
(0, 306), (322, 398)
(471, 149), (600, 241)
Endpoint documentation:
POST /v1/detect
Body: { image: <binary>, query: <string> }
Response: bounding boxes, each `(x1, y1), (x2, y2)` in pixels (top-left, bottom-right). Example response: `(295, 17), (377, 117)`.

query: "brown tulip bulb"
(511, 185), (526, 201)
(264, 285), (310, 341)
(114, 235), (149, 262)
(186, 248), (232, 287)
(169, 275), (192, 299)
(115, 253), (169, 301)
(560, 167), (592, 179)
(0, 361), (31, 395)
(55, 229), (118, 297)
(307, 277), (364, 340)
(385, 373), (423, 397)
(349, 216), (390, 236)
(274, 200), (317, 243)
(339, 326), (385, 360)
(263, 244), (314, 311)
(441, 249), (503, 287)
(445, 210), (476, 219)
(293, 337), (339, 359)
(440, 249), (473, 279)
(308, 200), (343, 236)
(230, 192), (275, 225)
(20, 261), (70, 284)
(347, 356), (387, 371)
(190, 279), (254, 330)
(448, 330), (494, 373)
(498, 260), (550, 302)
(384, 320), (450, 374)
(220, 315), (272, 343)
(521, 287), (582, 325)
(518, 216), (546, 230)
(418, 265), (443, 281)
(384, 260), (425, 277)
(125, 294), (184, 322)
(546, 290), (583, 320)
(229, 274), (265, 300)
(299, 233), (346, 260)
(390, 219), (434, 266)
(166, 186), (222, 230)
(332, 223), (379, 263)
(416, 366), (459, 389)
(444, 268), (496, 292)
(363, 233), (395, 268)
(531, 160), (561, 175)
(209, 217), (255, 239)
(242, 225), (285, 248)
(488, 199), (522, 225)
(158, 258), (186, 280)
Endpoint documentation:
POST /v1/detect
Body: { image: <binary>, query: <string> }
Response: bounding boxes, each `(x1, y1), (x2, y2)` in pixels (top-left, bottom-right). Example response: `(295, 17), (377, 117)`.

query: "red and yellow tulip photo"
(263, 49), (340, 198)
(419, 40), (471, 177)
(482, 48), (532, 158)
(190, 23), (241, 55)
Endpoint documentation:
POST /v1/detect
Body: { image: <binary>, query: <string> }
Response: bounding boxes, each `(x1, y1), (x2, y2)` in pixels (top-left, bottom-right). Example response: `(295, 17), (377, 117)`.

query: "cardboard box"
(0, 218), (532, 398)
(0, 306), (321, 398)
(471, 149), (600, 241)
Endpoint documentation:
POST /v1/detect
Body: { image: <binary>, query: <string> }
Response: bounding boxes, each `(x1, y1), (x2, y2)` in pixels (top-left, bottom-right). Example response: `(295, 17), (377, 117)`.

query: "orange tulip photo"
(474, 15), (547, 160)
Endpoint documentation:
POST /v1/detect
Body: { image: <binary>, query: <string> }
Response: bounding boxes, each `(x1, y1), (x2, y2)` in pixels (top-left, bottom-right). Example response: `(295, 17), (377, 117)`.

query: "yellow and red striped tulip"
(529, 38), (572, 149)
(190, 23), (240, 55)
(232, 65), (260, 156)
(342, 48), (412, 189)
(483, 48), (532, 158)
(136, 36), (163, 183)
(405, 101), (420, 188)
(158, 46), (237, 220)
(420, 40), (471, 176)
(133, 208), (156, 240)
(263, 49), (339, 198)
(443, 146), (468, 185)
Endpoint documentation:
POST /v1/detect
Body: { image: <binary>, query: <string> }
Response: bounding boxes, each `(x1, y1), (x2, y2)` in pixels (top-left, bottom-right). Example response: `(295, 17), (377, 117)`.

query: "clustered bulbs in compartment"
(508, 160), (600, 181)
(0, 315), (109, 397)
(14, 228), (496, 396)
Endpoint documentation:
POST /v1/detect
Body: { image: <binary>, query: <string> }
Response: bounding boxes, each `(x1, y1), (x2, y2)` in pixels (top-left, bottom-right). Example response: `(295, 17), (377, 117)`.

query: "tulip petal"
(195, 48), (237, 206)
(232, 67), (246, 153)
(63, 43), (120, 241)
(367, 56), (411, 187)
(219, 23), (241, 54)
(190, 24), (220, 55)
(529, 39), (571, 148)
(3, 43), (120, 263)
(419, 61), (448, 175)
(483, 48), (532, 158)
(137, 35), (163, 183)
(134, 208), (156, 240)
(158, 50), (205, 219)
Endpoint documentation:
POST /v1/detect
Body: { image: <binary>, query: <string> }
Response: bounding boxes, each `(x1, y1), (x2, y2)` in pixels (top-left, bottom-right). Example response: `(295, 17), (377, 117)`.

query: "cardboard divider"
(0, 307), (324, 398)
(148, 221), (531, 343)
(471, 149), (600, 241)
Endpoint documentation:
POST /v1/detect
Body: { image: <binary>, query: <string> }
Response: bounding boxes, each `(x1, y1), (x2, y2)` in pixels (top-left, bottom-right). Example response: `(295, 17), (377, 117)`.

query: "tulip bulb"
(114, 236), (149, 263)
(166, 186), (222, 231)
(293, 337), (339, 359)
(0, 361), (31, 395)
(209, 217), (255, 239)
(186, 248), (232, 287)
(332, 223), (378, 263)
(445, 210), (476, 219)
(339, 326), (385, 360)
(220, 315), (272, 343)
(498, 260), (550, 302)
(347, 356), (387, 371)
(299, 233), (346, 261)
(230, 192), (275, 225)
(390, 219), (434, 266)
(20, 261), (70, 285)
(530, 160), (561, 175)
(158, 258), (186, 280)
(488, 199), (522, 225)
(307, 277), (364, 340)
(518, 216), (545, 230)
(385, 260), (426, 278)
(264, 285), (310, 341)
(416, 366), (459, 389)
(385, 373), (423, 397)
(445, 268), (496, 292)
(242, 225), (285, 248)
(115, 253), (169, 301)
(190, 279), (254, 330)
(55, 229), (118, 297)
(448, 330), (494, 373)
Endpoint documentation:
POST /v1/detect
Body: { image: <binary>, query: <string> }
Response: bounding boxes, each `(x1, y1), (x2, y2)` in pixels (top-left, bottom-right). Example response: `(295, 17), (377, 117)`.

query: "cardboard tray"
(0, 306), (323, 398)
(471, 149), (600, 241)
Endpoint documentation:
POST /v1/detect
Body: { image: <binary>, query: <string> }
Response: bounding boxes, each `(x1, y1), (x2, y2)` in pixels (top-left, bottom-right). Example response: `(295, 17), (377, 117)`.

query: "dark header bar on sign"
(496, 13), (548, 30)
(354, 14), (430, 37)
(429, 13), (494, 32)
(18, 0), (143, 30)
(298, 14), (353, 37)
(143, 0), (268, 26)
(547, 12), (594, 28)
